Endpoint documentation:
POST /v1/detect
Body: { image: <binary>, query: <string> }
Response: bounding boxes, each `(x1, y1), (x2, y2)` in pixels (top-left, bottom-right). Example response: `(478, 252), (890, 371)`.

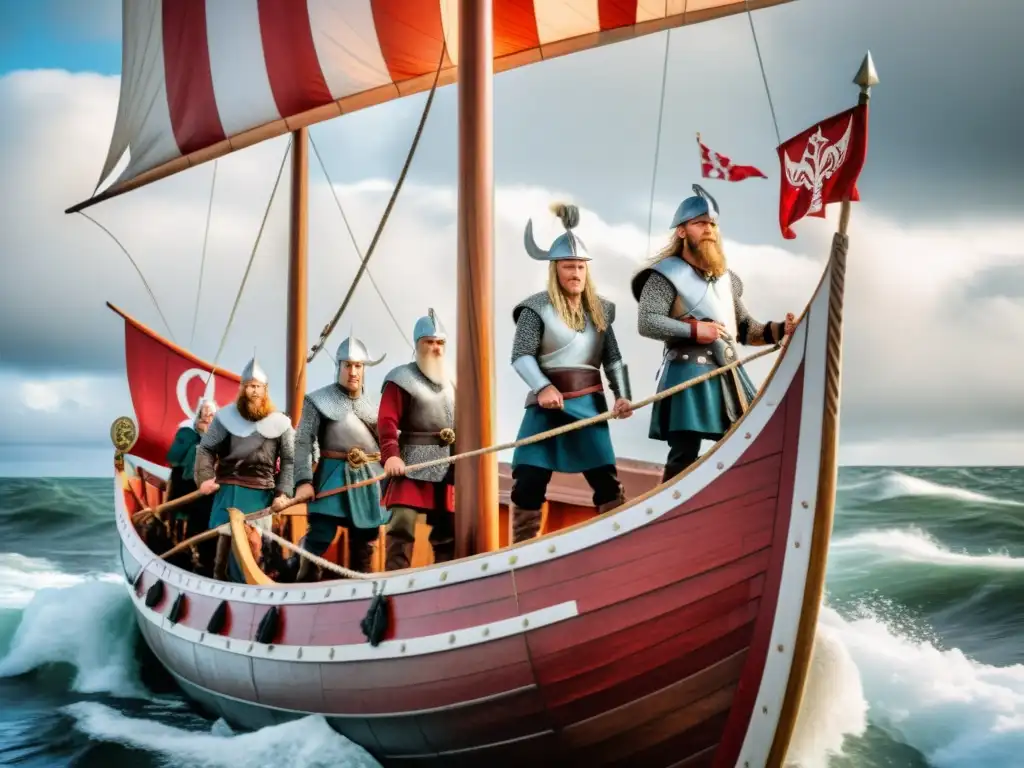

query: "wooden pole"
(287, 128), (309, 426)
(455, 0), (499, 558)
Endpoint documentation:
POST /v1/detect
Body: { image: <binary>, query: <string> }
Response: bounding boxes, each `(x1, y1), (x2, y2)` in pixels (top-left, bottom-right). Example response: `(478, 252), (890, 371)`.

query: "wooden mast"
(286, 128), (309, 426)
(455, 0), (499, 558)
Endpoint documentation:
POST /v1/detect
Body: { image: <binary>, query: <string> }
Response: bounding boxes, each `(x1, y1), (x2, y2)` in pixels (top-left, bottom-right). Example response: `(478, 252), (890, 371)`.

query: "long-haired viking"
(631, 185), (796, 482)
(509, 203), (634, 543)
(194, 355), (296, 581)
(165, 397), (217, 573)
(292, 333), (390, 581)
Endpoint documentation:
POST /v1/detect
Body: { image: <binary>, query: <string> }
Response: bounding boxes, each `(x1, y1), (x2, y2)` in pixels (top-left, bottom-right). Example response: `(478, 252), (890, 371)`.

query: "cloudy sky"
(2, 0), (1022, 476)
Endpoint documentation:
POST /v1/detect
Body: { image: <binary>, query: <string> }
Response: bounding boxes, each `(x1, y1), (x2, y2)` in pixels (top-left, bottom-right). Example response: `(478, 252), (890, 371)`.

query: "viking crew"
(378, 310), (456, 570)
(508, 203), (633, 543)
(195, 356), (295, 581)
(631, 184), (795, 482)
(165, 398), (217, 573)
(292, 334), (390, 581)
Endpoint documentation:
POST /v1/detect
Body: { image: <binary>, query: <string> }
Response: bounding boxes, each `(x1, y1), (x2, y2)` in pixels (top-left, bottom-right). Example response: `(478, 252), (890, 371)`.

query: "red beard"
(235, 391), (274, 421)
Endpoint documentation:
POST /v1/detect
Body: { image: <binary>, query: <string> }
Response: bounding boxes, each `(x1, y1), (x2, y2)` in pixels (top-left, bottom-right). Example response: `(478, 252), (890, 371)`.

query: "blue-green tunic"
(512, 393), (616, 474)
(294, 385), (391, 530)
(649, 359), (757, 441)
(509, 291), (630, 474)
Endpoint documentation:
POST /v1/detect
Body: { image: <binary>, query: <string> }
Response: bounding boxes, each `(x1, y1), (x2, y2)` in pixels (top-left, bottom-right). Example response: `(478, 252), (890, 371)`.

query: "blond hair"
(547, 261), (607, 332)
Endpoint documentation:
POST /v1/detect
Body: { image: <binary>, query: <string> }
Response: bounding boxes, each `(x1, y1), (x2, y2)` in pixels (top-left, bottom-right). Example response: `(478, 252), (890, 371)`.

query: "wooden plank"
(531, 582), (762, 687)
(250, 656), (326, 712)
(526, 549), (769, 658)
(547, 622), (753, 727)
(561, 650), (746, 749)
(412, 686), (550, 753)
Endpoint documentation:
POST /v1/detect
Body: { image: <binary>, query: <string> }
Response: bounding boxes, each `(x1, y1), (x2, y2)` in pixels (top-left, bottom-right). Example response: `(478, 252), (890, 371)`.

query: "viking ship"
(68, 1), (877, 765)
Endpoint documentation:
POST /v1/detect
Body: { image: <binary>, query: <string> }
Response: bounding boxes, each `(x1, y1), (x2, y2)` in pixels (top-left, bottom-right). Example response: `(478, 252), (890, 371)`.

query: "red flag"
(777, 103), (869, 239)
(698, 135), (767, 182)
(109, 303), (242, 467)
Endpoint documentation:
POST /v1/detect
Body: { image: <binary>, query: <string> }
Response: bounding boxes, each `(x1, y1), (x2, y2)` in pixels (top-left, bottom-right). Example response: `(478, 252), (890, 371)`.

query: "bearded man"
(378, 309), (456, 571)
(509, 203), (633, 543)
(195, 356), (295, 581)
(292, 334), (390, 581)
(631, 184), (796, 482)
(166, 397), (217, 573)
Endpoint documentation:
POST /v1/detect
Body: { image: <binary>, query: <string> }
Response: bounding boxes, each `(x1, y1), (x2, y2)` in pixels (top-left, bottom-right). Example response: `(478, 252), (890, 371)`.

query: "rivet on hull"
(301, 591), (306, 600)
(801, 500), (809, 508)
(297, 648), (303, 659)
(612, 522), (620, 531)
(351, 587), (357, 596)
(522, 618), (530, 628)
(448, 634), (456, 645)
(717, 462), (724, 470)
(440, 571), (449, 581)
(325, 589), (332, 598)
(672, 490), (681, 500)
(482, 627), (490, 637)
(745, 432), (751, 439)
(794, 541), (801, 548)
(547, 544), (556, 554)
(508, 556), (517, 566)
(762, 706), (768, 714)
(400, 643), (406, 653)
(646, 507), (654, 515)
(481, 562), (489, 571)
(777, 644), (785, 652)
(407, 578), (415, 588)
(329, 648), (335, 659)
(199, 632), (205, 642)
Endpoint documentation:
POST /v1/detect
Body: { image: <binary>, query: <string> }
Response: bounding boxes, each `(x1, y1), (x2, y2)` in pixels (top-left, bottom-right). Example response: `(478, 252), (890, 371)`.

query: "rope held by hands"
(156, 342), (781, 561)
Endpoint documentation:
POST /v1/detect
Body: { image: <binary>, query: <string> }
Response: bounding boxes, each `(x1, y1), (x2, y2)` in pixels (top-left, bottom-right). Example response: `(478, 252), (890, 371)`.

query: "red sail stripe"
(161, 0), (225, 154)
(369, 0), (450, 83)
(494, 0), (540, 57)
(256, 0), (333, 118)
(598, 0), (639, 30)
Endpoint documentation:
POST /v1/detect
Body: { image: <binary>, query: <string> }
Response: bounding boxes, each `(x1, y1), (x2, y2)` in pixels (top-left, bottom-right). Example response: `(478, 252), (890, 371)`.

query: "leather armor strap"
(525, 368), (603, 406)
(400, 428), (456, 447)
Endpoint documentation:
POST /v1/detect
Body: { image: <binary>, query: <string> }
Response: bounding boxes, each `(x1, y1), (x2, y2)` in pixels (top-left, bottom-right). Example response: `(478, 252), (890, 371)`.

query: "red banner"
(698, 135), (766, 182)
(777, 103), (869, 239)
(109, 303), (241, 467)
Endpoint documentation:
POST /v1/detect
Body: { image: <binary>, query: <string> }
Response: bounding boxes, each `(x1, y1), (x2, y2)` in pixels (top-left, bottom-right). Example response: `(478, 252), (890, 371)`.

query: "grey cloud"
(963, 263), (1024, 301)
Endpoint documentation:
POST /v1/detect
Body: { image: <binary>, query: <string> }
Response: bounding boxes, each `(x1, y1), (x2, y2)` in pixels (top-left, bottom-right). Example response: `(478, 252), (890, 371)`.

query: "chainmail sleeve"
(293, 397), (320, 487)
(275, 425), (296, 497)
(510, 307), (543, 361)
(636, 271), (695, 342)
(193, 416), (228, 485)
(731, 271), (781, 346)
(510, 307), (552, 393)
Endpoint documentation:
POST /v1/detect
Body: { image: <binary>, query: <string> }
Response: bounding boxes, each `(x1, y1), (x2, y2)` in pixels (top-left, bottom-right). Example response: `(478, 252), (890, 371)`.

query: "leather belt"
(320, 448), (382, 468)
(525, 367), (603, 407)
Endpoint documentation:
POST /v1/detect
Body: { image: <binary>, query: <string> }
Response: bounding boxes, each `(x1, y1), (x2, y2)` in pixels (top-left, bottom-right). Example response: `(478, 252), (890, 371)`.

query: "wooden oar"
(158, 496), (305, 560)
(131, 488), (206, 524)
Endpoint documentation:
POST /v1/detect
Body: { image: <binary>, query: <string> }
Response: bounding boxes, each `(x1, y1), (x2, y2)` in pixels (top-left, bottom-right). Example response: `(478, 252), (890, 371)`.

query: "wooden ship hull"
(112, 245), (844, 767)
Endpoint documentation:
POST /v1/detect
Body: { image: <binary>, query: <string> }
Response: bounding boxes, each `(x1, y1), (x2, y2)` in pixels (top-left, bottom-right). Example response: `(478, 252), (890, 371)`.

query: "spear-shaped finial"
(853, 51), (879, 93)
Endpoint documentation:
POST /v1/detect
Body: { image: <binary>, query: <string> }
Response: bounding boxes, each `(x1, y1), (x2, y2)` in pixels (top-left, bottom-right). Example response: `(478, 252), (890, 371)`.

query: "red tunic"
(378, 381), (454, 513)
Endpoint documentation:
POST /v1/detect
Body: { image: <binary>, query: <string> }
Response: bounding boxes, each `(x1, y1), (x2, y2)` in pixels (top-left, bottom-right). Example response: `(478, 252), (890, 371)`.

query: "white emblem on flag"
(783, 116), (854, 214)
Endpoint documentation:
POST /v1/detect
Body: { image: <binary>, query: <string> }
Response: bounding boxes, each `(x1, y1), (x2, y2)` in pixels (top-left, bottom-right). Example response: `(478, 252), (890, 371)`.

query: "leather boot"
(384, 534), (414, 571)
(511, 505), (542, 543)
(212, 535), (231, 581)
(596, 487), (627, 516)
(349, 535), (375, 575)
(295, 557), (320, 583)
(431, 538), (455, 564)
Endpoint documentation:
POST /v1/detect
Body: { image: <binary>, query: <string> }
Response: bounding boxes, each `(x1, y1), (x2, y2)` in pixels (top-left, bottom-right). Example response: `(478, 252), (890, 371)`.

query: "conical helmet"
(241, 353), (268, 385)
(335, 330), (385, 369)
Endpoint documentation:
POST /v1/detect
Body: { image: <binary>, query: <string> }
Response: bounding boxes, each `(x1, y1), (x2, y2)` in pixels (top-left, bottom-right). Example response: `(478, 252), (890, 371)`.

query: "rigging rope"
(645, 27), (672, 258)
(308, 134), (413, 351)
(204, 138), (292, 387)
(189, 159), (218, 349)
(743, 0), (783, 147)
(78, 211), (178, 343)
(306, 38), (447, 365)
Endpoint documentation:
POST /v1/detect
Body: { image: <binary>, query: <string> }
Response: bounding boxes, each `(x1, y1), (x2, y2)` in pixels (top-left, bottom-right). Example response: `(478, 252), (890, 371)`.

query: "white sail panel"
(69, 0), (797, 213)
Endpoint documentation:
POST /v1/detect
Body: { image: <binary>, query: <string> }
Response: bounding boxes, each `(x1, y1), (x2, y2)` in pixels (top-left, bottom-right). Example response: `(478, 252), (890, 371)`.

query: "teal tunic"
(208, 484), (274, 528)
(167, 427), (200, 477)
(511, 392), (617, 473)
(307, 457), (390, 529)
(649, 359), (757, 441)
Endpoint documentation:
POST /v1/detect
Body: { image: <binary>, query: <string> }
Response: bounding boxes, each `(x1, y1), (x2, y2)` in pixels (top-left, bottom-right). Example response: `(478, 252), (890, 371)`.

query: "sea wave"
(832, 527), (1024, 571)
(839, 470), (1024, 508)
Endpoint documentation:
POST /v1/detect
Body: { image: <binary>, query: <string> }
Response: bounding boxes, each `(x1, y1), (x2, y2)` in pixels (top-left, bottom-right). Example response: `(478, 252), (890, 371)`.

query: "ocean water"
(1, 468), (1022, 767)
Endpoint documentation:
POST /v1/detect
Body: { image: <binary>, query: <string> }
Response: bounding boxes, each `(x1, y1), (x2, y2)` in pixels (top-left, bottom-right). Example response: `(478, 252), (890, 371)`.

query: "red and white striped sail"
(71, 0), (796, 212)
